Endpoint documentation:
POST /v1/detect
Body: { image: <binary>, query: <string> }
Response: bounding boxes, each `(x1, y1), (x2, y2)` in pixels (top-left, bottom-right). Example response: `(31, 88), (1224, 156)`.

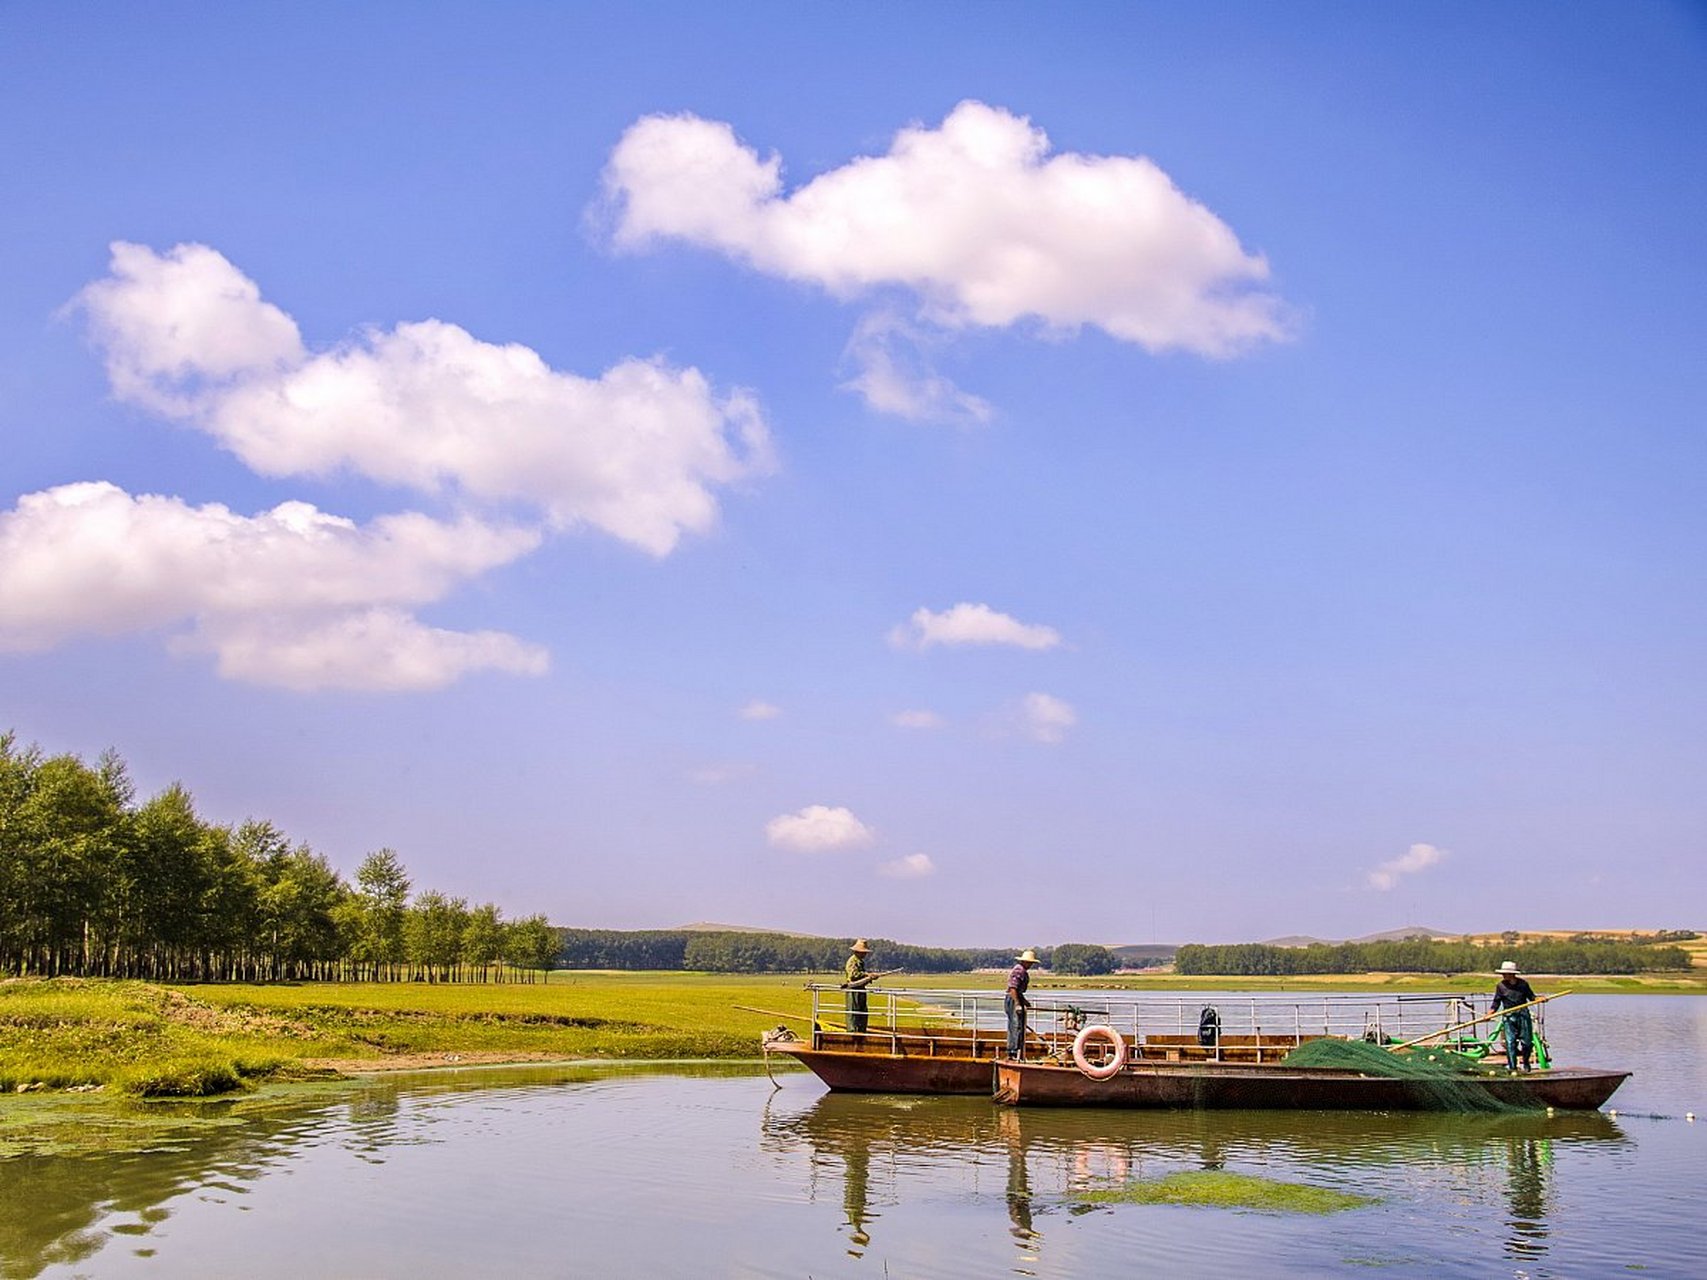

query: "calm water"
(2, 995), (1702, 1279)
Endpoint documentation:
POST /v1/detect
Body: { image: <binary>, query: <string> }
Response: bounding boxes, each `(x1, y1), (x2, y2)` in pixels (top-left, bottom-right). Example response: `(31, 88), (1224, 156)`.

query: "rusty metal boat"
(763, 984), (1629, 1111)
(992, 1058), (1630, 1110)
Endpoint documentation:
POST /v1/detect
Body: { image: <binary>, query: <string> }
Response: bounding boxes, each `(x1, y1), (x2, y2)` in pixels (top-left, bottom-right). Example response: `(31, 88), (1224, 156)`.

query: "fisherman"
(1491, 960), (1539, 1072)
(1006, 949), (1040, 1061)
(845, 939), (873, 1034)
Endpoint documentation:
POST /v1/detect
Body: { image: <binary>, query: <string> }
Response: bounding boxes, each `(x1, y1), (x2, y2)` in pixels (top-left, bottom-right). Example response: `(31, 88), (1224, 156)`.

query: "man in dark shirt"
(844, 939), (872, 1034)
(1491, 961), (1539, 1071)
(1006, 949), (1039, 1060)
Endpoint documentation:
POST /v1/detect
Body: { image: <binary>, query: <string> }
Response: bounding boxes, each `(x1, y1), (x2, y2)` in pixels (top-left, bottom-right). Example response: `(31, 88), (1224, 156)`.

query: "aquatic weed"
(1076, 1170), (1376, 1214)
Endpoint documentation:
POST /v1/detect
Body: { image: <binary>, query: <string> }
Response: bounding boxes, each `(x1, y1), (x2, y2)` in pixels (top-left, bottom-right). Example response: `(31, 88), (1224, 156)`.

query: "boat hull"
(993, 1060), (1630, 1111)
(776, 1046), (997, 1094)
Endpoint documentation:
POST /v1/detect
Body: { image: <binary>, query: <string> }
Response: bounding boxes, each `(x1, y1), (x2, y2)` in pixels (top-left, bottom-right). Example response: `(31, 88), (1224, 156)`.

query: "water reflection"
(0, 1062), (762, 1280)
(0, 1054), (1681, 1280)
(0, 1096), (332, 1279)
(1503, 1134), (1551, 1263)
(760, 1090), (1628, 1273)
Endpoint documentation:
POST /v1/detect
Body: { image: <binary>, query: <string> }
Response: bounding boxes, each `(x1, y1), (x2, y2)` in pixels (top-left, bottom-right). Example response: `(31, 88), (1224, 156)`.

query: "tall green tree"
(354, 848), (411, 980)
(404, 891), (467, 981)
(505, 914), (559, 982)
(462, 903), (505, 981)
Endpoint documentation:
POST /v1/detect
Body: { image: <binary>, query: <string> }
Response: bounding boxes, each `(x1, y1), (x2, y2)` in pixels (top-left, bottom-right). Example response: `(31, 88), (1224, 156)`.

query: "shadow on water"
(759, 1091), (1628, 1273)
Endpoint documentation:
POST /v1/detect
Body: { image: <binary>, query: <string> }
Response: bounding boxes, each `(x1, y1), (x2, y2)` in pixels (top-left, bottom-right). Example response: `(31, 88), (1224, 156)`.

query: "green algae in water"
(0, 1079), (358, 1159)
(1077, 1170), (1376, 1214)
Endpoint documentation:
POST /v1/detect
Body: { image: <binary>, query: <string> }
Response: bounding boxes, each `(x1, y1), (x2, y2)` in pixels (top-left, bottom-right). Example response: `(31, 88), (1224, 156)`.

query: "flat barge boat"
(992, 1058), (1630, 1111)
(764, 985), (1629, 1111)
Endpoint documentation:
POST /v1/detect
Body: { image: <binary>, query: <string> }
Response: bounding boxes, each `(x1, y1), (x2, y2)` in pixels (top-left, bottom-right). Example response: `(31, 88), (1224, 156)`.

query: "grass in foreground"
(0, 974), (814, 1097)
(1076, 1170), (1376, 1214)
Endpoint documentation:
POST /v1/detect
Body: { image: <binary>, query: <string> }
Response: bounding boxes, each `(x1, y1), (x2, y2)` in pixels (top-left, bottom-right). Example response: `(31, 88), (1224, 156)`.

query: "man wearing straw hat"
(845, 939), (873, 1034)
(1006, 949), (1040, 1061)
(1491, 960), (1539, 1072)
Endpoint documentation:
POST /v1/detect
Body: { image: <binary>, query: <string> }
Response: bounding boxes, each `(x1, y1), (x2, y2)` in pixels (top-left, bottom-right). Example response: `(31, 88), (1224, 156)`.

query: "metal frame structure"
(801, 984), (1543, 1061)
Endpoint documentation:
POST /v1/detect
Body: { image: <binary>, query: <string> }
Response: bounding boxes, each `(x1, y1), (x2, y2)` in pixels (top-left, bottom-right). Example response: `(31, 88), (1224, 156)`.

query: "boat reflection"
(761, 1089), (1626, 1268)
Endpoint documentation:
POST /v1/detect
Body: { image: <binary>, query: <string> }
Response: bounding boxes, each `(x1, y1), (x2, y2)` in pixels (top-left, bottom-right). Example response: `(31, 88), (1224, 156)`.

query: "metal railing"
(802, 984), (1534, 1058)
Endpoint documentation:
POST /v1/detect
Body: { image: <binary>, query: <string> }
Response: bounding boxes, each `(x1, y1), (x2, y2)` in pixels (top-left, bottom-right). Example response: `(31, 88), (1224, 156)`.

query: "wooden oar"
(841, 967), (906, 989)
(1388, 990), (1570, 1052)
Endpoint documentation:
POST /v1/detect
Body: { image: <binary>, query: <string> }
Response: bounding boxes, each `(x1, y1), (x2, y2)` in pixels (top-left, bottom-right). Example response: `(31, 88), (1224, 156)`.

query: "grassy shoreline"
(3, 969), (1701, 1099)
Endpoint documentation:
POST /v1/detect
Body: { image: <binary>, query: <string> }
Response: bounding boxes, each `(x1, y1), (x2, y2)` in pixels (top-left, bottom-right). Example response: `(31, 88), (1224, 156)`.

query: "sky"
(1, 3), (1703, 947)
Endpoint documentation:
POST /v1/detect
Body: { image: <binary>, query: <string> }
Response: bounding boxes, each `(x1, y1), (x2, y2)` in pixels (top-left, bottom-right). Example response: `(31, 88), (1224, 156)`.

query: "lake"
(2, 994), (1702, 1278)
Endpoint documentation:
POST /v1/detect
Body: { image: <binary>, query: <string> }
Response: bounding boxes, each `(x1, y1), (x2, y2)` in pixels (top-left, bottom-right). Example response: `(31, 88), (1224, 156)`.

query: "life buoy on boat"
(1071, 1024), (1128, 1080)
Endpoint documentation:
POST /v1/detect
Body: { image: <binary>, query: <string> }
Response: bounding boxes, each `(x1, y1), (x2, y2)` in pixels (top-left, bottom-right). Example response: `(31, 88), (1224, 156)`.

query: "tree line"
(556, 928), (1030, 974)
(1173, 938), (1692, 977)
(0, 733), (558, 982)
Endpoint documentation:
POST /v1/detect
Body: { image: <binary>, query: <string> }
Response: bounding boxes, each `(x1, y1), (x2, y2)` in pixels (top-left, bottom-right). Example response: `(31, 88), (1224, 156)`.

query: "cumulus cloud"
(878, 853), (936, 880)
(890, 709), (945, 730)
(0, 482), (545, 690)
(603, 100), (1290, 376)
(76, 242), (773, 556)
(739, 700), (782, 720)
(889, 602), (1061, 651)
(765, 805), (875, 853)
(1368, 843), (1447, 892)
(839, 310), (993, 425)
(1019, 692), (1077, 745)
(686, 763), (756, 785)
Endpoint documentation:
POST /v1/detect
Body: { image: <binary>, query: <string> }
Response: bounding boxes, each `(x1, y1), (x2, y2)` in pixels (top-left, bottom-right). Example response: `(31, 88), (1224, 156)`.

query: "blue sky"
(2, 3), (1703, 946)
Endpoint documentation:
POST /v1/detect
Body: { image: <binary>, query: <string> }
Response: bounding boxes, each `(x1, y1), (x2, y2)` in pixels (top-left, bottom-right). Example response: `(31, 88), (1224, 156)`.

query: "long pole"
(1389, 990), (1569, 1052)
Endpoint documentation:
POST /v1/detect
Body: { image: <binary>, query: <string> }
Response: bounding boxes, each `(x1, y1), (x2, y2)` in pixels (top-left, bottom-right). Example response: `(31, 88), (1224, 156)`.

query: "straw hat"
(1016, 949), (1040, 965)
(850, 938), (871, 954)
(1497, 960), (1521, 976)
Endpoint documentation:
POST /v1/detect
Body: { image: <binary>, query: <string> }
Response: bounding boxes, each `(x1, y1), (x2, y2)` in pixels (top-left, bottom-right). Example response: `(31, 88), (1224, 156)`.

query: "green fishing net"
(1281, 1038), (1542, 1112)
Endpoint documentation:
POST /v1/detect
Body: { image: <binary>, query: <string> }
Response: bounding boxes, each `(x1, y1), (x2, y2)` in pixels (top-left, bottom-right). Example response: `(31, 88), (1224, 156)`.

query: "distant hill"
(1349, 925), (1446, 943)
(672, 921), (819, 938)
(1109, 942), (1177, 963)
(1262, 926), (1445, 948)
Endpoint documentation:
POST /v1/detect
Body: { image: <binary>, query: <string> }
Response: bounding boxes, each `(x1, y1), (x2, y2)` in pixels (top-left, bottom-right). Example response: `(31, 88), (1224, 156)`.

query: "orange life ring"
(1071, 1024), (1128, 1079)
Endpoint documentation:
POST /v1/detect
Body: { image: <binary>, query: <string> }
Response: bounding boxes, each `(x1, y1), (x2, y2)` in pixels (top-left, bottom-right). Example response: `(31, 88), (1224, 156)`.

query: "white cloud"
(739, 700), (782, 721)
(604, 100), (1290, 356)
(181, 609), (546, 693)
(889, 602), (1061, 651)
(0, 482), (545, 690)
(890, 709), (945, 730)
(1020, 692), (1077, 745)
(1368, 843), (1447, 892)
(686, 763), (756, 785)
(765, 805), (875, 853)
(76, 242), (773, 556)
(839, 310), (993, 425)
(878, 853), (935, 880)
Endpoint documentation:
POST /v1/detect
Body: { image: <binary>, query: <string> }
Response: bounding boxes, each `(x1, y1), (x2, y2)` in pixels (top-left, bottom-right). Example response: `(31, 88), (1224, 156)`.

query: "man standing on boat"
(845, 939), (873, 1034)
(1006, 949), (1040, 1060)
(1491, 960), (1539, 1072)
